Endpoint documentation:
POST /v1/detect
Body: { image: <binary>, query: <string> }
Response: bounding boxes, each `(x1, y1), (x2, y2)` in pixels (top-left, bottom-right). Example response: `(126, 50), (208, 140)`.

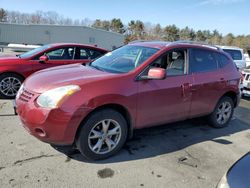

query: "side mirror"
(39, 55), (48, 63)
(140, 67), (166, 80)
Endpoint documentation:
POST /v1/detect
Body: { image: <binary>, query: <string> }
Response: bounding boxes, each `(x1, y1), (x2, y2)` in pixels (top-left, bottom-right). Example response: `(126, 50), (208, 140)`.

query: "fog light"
(34, 128), (46, 137)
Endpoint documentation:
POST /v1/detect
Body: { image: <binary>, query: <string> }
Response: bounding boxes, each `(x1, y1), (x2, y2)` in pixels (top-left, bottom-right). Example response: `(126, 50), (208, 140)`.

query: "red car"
(0, 43), (108, 99)
(16, 41), (241, 160)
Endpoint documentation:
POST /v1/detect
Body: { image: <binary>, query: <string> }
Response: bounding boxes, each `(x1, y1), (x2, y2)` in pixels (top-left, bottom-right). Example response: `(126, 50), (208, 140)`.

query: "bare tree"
(0, 8), (7, 22)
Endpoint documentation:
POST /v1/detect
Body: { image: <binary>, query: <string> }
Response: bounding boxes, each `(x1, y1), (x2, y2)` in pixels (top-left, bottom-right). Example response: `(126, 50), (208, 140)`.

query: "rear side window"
(222, 49), (242, 60)
(74, 48), (105, 60)
(189, 49), (218, 73)
(213, 52), (230, 68)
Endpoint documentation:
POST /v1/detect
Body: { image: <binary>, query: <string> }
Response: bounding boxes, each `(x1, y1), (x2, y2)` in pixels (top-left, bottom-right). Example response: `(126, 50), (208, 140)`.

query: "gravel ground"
(0, 98), (250, 188)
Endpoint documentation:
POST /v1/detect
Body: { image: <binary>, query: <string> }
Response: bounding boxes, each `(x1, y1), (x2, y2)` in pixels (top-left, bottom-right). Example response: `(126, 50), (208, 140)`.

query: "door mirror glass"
(39, 55), (48, 62)
(141, 67), (166, 80)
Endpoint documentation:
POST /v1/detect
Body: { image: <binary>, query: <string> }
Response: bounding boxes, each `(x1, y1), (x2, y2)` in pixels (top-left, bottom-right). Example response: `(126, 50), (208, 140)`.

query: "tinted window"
(223, 49), (242, 60)
(213, 52), (230, 68)
(89, 49), (104, 59)
(74, 48), (105, 60)
(46, 47), (74, 60)
(190, 49), (218, 73)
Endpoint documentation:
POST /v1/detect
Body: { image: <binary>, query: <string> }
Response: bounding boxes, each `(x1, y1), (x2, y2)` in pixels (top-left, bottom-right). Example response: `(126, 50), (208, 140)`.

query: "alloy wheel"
(88, 119), (121, 155)
(216, 101), (232, 125)
(0, 77), (22, 97)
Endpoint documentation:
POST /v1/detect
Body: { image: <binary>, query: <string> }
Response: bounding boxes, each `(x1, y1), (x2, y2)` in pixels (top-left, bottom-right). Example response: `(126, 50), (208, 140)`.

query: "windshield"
(223, 49), (243, 60)
(19, 44), (52, 58)
(90, 45), (159, 73)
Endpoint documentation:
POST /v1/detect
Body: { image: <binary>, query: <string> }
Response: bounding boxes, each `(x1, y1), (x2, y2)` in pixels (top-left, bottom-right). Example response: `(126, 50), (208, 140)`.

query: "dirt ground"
(0, 98), (250, 188)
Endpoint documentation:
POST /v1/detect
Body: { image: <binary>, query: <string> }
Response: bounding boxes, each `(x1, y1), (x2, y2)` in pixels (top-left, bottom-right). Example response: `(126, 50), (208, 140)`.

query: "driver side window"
(150, 49), (187, 76)
(46, 47), (74, 60)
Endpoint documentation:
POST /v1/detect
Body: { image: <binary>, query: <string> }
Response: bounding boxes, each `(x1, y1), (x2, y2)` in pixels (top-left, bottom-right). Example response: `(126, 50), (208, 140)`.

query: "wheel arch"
(75, 103), (134, 143)
(219, 91), (239, 108)
(0, 71), (25, 81)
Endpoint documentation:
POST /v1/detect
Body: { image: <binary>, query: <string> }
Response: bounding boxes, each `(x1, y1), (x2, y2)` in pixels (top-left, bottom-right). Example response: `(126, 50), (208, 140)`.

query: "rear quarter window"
(213, 52), (230, 68)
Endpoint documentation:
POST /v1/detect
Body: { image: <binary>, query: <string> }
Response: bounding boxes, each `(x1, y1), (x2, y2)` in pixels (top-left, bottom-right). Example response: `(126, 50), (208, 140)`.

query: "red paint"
(0, 43), (108, 79)
(16, 42), (241, 145)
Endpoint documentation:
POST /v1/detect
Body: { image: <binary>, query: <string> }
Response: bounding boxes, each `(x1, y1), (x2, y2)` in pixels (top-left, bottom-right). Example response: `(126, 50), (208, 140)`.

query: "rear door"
(136, 48), (193, 128)
(188, 48), (225, 117)
(73, 47), (105, 64)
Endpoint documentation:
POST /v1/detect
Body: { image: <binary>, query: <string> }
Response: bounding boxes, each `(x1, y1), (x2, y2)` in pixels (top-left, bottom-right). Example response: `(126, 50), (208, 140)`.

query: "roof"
(128, 41), (170, 49)
(49, 43), (108, 51)
(129, 40), (222, 51)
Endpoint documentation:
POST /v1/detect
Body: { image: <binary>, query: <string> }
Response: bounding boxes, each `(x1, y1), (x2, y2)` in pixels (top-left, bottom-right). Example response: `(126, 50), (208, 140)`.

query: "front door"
(136, 49), (193, 128)
(30, 47), (81, 72)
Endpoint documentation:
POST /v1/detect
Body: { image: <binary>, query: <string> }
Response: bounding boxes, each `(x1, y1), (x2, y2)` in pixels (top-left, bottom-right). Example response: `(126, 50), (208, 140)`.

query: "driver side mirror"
(140, 67), (166, 80)
(39, 55), (48, 63)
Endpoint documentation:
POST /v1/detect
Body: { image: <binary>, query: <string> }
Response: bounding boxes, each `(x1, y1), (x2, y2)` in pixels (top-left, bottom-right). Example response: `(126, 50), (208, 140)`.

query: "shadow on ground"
(52, 105), (250, 164)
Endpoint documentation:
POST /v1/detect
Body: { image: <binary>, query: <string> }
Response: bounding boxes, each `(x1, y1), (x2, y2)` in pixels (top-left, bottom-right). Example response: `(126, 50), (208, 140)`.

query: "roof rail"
(129, 40), (163, 44)
(170, 40), (221, 50)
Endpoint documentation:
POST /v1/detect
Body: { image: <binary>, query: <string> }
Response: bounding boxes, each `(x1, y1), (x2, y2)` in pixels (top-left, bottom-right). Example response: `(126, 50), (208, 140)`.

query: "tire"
(208, 96), (234, 128)
(76, 109), (127, 160)
(0, 73), (24, 99)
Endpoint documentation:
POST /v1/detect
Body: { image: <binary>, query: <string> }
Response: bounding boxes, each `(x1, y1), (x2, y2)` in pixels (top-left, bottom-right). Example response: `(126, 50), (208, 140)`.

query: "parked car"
(241, 67), (250, 97)
(218, 45), (246, 70)
(16, 41), (241, 160)
(244, 53), (250, 67)
(217, 152), (250, 188)
(0, 43), (108, 99)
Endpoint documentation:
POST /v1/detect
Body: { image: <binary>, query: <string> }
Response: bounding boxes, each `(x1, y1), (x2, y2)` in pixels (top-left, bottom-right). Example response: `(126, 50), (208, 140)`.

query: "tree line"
(0, 8), (249, 50)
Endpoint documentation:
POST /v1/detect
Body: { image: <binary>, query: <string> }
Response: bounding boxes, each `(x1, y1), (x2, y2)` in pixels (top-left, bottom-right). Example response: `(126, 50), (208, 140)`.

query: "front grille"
(19, 88), (35, 102)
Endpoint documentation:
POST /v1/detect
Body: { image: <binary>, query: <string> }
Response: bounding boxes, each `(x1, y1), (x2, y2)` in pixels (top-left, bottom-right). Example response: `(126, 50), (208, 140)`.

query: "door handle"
(181, 83), (191, 97)
(181, 83), (196, 97)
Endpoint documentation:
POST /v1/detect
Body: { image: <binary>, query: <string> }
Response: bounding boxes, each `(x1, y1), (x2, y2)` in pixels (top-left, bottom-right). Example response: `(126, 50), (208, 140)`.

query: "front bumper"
(16, 94), (92, 145)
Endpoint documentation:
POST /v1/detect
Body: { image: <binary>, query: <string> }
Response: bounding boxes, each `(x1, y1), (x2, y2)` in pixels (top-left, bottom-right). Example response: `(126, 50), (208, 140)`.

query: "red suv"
(0, 43), (108, 99)
(16, 41), (241, 160)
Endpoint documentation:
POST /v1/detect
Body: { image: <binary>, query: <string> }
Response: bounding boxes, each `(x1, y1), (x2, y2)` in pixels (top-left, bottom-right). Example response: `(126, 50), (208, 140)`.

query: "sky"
(0, 0), (249, 36)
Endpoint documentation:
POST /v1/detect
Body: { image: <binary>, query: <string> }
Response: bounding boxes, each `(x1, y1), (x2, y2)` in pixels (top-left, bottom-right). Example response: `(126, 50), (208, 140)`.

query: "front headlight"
(36, 85), (81, 109)
(16, 84), (24, 99)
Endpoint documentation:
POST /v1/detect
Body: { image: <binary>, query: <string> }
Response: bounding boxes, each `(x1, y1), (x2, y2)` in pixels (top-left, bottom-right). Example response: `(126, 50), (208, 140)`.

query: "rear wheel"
(76, 109), (127, 160)
(208, 96), (234, 128)
(0, 73), (23, 99)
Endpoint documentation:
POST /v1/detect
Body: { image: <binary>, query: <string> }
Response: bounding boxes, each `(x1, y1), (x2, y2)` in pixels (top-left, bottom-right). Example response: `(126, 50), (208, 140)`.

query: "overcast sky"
(0, 0), (249, 35)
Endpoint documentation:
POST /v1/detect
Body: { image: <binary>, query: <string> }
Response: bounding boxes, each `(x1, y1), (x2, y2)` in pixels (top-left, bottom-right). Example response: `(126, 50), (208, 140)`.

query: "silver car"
(218, 45), (246, 70)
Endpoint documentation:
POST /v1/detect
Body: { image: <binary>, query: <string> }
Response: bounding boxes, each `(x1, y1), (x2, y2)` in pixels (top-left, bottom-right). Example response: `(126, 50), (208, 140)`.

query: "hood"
(24, 64), (116, 93)
(0, 56), (22, 65)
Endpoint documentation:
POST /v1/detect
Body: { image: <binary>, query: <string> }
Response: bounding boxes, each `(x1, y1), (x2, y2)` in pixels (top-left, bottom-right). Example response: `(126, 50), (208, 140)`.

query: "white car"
(241, 68), (250, 97)
(218, 46), (246, 70)
(244, 53), (250, 67)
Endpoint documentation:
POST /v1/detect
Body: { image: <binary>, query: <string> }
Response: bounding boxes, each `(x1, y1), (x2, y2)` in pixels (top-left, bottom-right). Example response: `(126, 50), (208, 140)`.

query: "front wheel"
(0, 73), (23, 99)
(76, 109), (127, 160)
(208, 96), (234, 128)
